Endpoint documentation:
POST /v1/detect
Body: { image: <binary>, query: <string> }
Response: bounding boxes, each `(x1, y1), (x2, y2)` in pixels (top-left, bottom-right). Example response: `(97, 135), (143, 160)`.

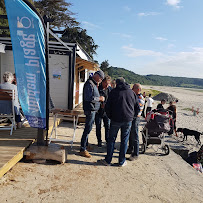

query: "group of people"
(80, 70), (146, 166)
(79, 69), (179, 166)
(0, 72), (22, 128)
(140, 92), (154, 118)
(156, 99), (178, 136)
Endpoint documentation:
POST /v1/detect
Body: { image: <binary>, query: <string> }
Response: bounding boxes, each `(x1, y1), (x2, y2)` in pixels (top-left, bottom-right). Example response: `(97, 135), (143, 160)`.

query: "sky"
(70, 0), (203, 79)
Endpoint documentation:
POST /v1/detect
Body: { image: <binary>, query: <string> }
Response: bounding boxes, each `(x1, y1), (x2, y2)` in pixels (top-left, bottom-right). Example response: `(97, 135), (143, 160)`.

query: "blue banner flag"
(4, 0), (47, 129)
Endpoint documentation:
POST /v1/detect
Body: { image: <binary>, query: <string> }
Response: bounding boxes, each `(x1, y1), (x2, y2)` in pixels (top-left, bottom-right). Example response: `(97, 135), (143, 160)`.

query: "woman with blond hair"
(0, 72), (21, 128)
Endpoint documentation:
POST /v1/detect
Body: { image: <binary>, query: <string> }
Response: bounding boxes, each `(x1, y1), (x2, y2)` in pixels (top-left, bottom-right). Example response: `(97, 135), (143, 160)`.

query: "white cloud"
(168, 43), (175, 48)
(166, 0), (181, 9)
(123, 6), (131, 12)
(122, 45), (163, 57)
(81, 21), (101, 30)
(112, 33), (132, 39)
(155, 37), (168, 41)
(124, 46), (203, 78)
(138, 12), (161, 17)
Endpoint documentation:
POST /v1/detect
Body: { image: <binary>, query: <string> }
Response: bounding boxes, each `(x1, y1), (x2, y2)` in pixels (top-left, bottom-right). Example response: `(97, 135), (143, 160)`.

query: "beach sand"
(0, 86), (203, 203)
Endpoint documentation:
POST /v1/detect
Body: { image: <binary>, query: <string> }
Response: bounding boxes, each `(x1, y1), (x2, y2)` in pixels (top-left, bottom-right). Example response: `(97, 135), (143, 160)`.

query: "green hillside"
(107, 66), (203, 89)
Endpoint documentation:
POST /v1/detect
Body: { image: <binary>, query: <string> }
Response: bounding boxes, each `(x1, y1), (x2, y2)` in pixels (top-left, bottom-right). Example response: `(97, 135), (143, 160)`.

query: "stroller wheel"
(162, 144), (170, 155)
(140, 143), (147, 154)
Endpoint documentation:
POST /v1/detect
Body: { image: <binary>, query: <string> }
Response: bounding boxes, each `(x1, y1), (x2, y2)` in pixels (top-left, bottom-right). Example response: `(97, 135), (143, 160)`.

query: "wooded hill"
(107, 66), (203, 89)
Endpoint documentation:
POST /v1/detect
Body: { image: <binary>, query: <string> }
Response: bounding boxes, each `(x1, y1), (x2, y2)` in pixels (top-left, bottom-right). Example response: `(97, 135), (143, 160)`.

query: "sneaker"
(119, 161), (127, 167)
(129, 155), (138, 161)
(98, 142), (102, 148)
(79, 150), (92, 158)
(98, 159), (111, 166)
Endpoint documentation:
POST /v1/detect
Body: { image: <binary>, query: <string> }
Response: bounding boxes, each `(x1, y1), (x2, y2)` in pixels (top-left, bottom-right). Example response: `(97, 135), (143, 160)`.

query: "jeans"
(128, 117), (141, 156)
(80, 111), (96, 151)
(105, 120), (132, 165)
(146, 107), (152, 115)
(95, 113), (110, 144)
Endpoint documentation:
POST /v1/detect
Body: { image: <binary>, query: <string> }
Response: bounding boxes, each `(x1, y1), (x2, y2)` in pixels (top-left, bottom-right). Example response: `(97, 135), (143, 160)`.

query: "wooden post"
(37, 129), (46, 146)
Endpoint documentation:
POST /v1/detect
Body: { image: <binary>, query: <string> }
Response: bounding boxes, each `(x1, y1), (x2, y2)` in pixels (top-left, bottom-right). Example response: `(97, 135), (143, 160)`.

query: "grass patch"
(141, 89), (162, 97)
(182, 107), (201, 113)
(193, 89), (203, 93)
(129, 85), (162, 97)
(182, 107), (192, 111)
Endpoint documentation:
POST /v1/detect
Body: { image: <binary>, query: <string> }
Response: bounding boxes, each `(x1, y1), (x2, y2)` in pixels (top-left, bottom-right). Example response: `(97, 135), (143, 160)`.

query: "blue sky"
(70, 0), (203, 79)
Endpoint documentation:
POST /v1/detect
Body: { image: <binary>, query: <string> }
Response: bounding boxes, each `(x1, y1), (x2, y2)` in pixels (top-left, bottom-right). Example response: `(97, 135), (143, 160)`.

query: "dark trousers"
(146, 107), (152, 115)
(141, 104), (146, 118)
(80, 111), (96, 151)
(105, 121), (132, 165)
(95, 113), (110, 144)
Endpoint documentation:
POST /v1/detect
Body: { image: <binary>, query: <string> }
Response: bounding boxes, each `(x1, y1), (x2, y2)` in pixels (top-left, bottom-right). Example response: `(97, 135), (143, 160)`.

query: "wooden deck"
(0, 116), (60, 178)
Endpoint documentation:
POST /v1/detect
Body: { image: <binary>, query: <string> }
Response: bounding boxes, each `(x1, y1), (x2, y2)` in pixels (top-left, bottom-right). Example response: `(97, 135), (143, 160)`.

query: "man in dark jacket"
(80, 70), (105, 158)
(95, 76), (112, 147)
(157, 99), (166, 110)
(98, 77), (139, 166)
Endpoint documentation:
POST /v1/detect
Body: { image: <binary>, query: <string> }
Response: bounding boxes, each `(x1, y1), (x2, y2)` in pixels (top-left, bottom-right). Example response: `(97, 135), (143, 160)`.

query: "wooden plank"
(0, 115), (61, 178)
(0, 148), (24, 178)
(0, 89), (13, 100)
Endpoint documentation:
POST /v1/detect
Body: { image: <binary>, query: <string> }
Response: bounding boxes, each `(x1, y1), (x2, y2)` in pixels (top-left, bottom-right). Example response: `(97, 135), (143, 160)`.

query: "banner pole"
(45, 20), (50, 145)
(21, 0), (49, 146)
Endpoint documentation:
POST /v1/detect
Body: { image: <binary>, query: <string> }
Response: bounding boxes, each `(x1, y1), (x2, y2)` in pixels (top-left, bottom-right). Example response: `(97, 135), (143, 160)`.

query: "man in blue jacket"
(99, 77), (139, 166)
(127, 83), (144, 161)
(80, 70), (105, 158)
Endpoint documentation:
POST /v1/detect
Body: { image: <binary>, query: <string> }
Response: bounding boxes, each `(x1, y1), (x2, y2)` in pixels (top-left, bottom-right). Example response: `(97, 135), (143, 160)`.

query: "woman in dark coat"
(167, 101), (178, 136)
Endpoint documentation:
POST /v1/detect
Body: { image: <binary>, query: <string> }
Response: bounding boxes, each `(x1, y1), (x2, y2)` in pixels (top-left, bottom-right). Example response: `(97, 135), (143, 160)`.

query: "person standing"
(95, 76), (112, 147)
(127, 83), (144, 161)
(167, 101), (178, 136)
(80, 70), (105, 158)
(157, 99), (166, 110)
(111, 79), (116, 88)
(141, 91), (146, 118)
(99, 77), (139, 166)
(12, 73), (17, 85)
(146, 94), (154, 115)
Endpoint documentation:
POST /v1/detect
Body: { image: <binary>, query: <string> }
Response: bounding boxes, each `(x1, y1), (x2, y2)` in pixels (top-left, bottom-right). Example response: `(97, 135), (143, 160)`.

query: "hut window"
(80, 70), (85, 82)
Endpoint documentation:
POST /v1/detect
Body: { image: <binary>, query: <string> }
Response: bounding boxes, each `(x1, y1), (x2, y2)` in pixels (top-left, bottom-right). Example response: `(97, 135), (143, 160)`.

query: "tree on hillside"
(0, 0), (9, 36)
(34, 0), (79, 29)
(100, 60), (109, 74)
(62, 27), (98, 58)
(0, 0), (34, 13)
(0, 0), (34, 36)
(34, 0), (98, 58)
(0, 0), (5, 10)
(0, 0), (99, 58)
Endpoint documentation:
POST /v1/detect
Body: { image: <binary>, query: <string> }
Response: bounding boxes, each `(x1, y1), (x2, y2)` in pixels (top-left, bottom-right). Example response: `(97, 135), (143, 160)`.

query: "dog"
(176, 128), (202, 145)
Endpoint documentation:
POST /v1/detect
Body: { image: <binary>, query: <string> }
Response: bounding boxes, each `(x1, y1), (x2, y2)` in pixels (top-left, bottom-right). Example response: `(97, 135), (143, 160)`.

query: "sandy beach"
(0, 86), (203, 203)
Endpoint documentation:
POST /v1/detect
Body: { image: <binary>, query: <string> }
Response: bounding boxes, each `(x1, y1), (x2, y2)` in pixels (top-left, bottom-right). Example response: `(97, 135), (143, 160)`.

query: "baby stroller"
(141, 109), (172, 155)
